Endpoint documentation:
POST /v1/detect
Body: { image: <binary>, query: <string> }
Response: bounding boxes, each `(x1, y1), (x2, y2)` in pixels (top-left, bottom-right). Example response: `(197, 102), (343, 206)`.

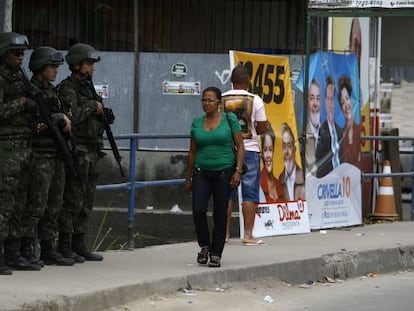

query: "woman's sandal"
(208, 255), (221, 268)
(197, 247), (209, 264)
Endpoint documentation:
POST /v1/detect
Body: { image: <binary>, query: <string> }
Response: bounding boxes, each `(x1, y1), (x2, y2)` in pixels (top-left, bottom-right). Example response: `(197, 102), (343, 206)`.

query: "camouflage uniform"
(57, 43), (104, 261)
(0, 60), (33, 242)
(0, 32), (40, 274)
(21, 78), (66, 239)
(21, 77), (75, 266)
(20, 46), (75, 266)
(58, 76), (103, 233)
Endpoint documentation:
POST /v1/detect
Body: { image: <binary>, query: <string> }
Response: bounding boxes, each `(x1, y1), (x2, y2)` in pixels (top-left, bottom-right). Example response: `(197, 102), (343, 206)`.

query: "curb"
(12, 244), (414, 311)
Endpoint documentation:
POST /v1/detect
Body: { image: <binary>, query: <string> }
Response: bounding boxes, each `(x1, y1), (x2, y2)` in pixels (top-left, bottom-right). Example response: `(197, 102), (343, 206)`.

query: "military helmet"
(0, 32), (29, 56)
(65, 43), (100, 65)
(29, 46), (64, 72)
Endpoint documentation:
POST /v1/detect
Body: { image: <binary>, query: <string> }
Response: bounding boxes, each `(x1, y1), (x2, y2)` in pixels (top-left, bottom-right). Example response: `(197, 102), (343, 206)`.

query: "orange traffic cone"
(371, 160), (398, 221)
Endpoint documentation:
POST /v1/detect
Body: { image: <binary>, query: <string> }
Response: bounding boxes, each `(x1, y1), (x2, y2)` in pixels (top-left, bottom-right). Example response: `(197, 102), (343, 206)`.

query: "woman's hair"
(202, 86), (221, 100)
(338, 75), (352, 105)
(261, 122), (275, 150)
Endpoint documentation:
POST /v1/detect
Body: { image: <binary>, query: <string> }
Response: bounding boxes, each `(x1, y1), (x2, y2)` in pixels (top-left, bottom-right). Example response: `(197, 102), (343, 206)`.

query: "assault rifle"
(104, 107), (125, 177)
(19, 68), (80, 178)
(85, 76), (125, 178)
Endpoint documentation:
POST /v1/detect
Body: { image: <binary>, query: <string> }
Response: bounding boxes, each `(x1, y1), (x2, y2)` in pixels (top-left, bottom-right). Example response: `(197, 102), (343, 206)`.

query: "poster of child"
(95, 85), (109, 98)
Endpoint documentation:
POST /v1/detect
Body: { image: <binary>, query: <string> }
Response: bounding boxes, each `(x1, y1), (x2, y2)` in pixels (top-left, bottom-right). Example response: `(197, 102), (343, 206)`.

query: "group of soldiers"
(0, 32), (109, 275)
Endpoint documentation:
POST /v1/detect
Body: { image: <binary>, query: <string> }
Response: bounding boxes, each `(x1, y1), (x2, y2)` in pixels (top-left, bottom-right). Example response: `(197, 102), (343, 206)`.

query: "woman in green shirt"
(185, 86), (244, 268)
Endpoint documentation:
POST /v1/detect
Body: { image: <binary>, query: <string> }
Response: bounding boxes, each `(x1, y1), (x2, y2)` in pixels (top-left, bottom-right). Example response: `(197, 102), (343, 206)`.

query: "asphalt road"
(105, 270), (414, 311)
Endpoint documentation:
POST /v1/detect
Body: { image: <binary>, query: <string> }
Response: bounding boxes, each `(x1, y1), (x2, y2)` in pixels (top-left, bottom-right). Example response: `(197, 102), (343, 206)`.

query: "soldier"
(0, 32), (41, 274)
(19, 46), (75, 266)
(57, 43), (104, 262)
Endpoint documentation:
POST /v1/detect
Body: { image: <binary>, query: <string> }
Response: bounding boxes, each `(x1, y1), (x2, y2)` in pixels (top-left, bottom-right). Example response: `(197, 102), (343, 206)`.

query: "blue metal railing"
(98, 134), (414, 249)
(96, 134), (190, 249)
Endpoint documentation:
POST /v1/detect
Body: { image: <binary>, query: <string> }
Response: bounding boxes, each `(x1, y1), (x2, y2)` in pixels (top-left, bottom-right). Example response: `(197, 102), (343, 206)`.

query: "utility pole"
(0, 0), (13, 32)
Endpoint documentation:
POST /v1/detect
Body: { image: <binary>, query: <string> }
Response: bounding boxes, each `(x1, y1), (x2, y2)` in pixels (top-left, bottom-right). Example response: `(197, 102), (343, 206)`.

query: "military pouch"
(0, 159), (18, 192)
(87, 117), (104, 138)
(0, 140), (30, 150)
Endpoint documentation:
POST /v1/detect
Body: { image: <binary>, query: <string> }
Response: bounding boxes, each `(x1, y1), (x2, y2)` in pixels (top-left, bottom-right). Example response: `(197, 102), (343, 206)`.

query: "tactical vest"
(0, 64), (33, 140)
(30, 78), (67, 153)
(57, 76), (103, 147)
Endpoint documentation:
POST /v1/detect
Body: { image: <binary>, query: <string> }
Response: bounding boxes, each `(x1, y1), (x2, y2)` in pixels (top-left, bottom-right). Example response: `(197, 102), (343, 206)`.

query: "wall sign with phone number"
(238, 61), (285, 105)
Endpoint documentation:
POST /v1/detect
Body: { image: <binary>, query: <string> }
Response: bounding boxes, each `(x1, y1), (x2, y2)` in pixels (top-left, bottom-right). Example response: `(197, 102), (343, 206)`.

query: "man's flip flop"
(242, 239), (267, 246)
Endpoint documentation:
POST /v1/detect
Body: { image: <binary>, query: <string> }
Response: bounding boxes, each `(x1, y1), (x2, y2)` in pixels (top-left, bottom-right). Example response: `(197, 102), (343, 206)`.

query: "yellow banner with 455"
(229, 50), (301, 175)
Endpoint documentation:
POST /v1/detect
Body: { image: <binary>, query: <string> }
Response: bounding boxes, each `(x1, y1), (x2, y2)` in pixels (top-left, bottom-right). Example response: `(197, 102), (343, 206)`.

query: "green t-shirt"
(191, 112), (241, 171)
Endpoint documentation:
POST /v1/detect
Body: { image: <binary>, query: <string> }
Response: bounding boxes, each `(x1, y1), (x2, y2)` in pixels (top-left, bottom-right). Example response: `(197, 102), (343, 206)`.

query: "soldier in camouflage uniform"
(57, 43), (104, 262)
(0, 32), (41, 275)
(19, 46), (75, 266)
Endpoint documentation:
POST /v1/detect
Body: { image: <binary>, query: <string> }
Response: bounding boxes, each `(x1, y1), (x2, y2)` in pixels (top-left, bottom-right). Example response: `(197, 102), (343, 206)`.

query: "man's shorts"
(229, 151), (260, 203)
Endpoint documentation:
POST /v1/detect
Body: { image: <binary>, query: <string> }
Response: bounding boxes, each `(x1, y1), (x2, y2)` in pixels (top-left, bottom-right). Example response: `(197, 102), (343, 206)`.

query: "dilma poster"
(229, 50), (310, 238)
(297, 51), (362, 229)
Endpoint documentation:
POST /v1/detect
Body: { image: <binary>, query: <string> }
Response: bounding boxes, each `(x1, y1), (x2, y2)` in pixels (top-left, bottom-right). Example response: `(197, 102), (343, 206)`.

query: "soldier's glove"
(28, 117), (46, 133)
(58, 118), (65, 128)
(25, 97), (38, 113)
(103, 107), (115, 124)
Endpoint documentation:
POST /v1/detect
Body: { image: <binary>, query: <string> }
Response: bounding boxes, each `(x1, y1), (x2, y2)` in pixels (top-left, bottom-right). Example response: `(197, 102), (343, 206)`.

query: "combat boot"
(40, 239), (75, 266)
(4, 238), (41, 271)
(57, 232), (85, 263)
(72, 233), (103, 261)
(20, 237), (44, 268)
(0, 243), (12, 275)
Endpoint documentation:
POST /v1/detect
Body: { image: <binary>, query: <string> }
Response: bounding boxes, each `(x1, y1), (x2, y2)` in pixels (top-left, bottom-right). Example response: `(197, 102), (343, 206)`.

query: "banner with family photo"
(229, 50), (310, 238)
(297, 52), (362, 229)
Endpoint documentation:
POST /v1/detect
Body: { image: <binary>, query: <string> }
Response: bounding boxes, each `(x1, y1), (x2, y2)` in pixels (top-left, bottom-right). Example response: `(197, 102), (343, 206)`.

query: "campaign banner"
(332, 17), (371, 152)
(308, 0), (414, 9)
(306, 164), (361, 229)
(229, 50), (309, 237)
(252, 200), (310, 237)
(297, 51), (362, 229)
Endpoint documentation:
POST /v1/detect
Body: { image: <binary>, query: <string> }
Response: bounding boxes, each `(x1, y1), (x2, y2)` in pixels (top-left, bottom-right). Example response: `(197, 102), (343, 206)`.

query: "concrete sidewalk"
(1, 222), (414, 311)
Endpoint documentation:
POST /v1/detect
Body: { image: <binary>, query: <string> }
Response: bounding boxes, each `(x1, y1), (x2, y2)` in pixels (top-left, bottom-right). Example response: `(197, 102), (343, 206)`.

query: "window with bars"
(12, 0), (308, 53)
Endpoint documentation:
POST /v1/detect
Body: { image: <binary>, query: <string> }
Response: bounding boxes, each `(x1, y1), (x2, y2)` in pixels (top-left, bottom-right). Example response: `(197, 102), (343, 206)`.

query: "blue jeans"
(192, 166), (233, 258)
(229, 151), (261, 202)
